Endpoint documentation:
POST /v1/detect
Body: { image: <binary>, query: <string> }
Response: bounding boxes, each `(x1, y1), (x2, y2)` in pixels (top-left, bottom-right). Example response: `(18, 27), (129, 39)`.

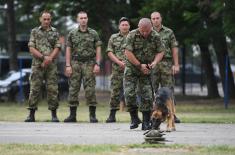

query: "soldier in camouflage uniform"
(124, 18), (165, 130)
(25, 10), (61, 122)
(151, 12), (181, 123)
(64, 11), (102, 123)
(105, 17), (130, 123)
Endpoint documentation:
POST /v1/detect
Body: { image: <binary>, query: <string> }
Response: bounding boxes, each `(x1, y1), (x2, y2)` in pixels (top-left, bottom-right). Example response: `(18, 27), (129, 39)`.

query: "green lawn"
(0, 144), (235, 155)
(0, 99), (235, 154)
(0, 99), (235, 123)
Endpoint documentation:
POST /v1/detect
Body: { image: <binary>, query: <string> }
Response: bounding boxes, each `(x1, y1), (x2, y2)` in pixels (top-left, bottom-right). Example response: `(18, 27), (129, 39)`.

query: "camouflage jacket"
(124, 29), (165, 67)
(67, 26), (102, 61)
(28, 26), (61, 66)
(153, 25), (178, 59)
(106, 32), (127, 60)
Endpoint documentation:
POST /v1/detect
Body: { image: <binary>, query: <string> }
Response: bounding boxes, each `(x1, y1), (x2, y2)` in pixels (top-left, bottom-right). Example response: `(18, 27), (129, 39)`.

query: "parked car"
(0, 69), (31, 101)
(0, 69), (69, 101)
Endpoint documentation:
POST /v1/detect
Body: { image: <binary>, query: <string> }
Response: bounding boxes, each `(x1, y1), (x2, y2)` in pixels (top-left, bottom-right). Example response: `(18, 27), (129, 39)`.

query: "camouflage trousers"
(152, 59), (174, 91)
(124, 66), (153, 112)
(152, 59), (177, 105)
(28, 63), (59, 110)
(109, 64), (124, 110)
(68, 60), (97, 107)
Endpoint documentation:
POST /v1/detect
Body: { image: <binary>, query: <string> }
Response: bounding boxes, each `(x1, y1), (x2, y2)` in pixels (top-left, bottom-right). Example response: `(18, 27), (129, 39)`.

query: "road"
(0, 122), (235, 146)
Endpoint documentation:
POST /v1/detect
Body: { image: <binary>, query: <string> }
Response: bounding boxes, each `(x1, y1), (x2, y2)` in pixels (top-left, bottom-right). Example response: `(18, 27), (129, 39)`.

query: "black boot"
(64, 107), (77, 122)
(106, 109), (117, 123)
(174, 115), (181, 123)
(51, 110), (59, 122)
(89, 106), (98, 123)
(25, 109), (35, 122)
(129, 110), (141, 129)
(142, 111), (151, 130)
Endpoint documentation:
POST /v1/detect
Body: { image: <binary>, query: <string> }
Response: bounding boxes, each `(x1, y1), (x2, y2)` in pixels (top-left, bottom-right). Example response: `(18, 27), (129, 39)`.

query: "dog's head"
(151, 87), (173, 129)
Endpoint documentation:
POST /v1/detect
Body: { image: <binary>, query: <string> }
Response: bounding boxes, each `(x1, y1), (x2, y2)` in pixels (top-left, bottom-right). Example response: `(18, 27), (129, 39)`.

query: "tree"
(7, 0), (17, 70)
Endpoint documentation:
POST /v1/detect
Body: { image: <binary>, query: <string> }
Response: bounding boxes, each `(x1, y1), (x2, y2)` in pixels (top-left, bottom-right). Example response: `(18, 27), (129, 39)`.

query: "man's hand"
(172, 65), (180, 75)
(93, 64), (100, 74)
(149, 61), (157, 69)
(118, 60), (125, 71)
(140, 64), (151, 75)
(41, 56), (53, 68)
(65, 66), (72, 77)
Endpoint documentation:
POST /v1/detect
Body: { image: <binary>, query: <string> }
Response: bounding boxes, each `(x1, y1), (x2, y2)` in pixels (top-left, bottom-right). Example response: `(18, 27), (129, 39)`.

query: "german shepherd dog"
(151, 87), (176, 132)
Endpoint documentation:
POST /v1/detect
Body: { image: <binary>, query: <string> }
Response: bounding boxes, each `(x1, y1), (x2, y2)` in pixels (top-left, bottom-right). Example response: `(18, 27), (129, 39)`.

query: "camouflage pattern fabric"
(152, 26), (178, 90)
(66, 26), (102, 106)
(106, 32), (126, 110)
(67, 27), (102, 60)
(28, 26), (61, 66)
(124, 29), (164, 112)
(68, 61), (97, 107)
(27, 26), (61, 110)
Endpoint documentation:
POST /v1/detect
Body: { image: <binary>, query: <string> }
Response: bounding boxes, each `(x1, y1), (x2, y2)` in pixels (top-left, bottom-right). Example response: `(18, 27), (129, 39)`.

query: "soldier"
(25, 10), (61, 122)
(105, 17), (130, 123)
(151, 12), (181, 123)
(64, 11), (102, 123)
(124, 18), (164, 130)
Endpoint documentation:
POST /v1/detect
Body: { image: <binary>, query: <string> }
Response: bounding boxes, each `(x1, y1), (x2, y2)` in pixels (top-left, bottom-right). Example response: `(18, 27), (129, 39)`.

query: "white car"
(0, 68), (31, 95)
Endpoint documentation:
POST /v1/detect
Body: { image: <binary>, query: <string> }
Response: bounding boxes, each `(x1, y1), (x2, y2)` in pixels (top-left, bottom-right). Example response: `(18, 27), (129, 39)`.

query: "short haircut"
(119, 17), (129, 24)
(77, 11), (87, 16)
(40, 10), (52, 17)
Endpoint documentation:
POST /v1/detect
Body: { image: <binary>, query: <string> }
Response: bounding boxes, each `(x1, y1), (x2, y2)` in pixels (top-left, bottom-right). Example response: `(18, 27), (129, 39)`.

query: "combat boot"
(89, 106), (98, 123)
(64, 107), (77, 122)
(51, 110), (59, 122)
(142, 111), (151, 130)
(25, 109), (35, 122)
(129, 110), (141, 129)
(106, 109), (117, 123)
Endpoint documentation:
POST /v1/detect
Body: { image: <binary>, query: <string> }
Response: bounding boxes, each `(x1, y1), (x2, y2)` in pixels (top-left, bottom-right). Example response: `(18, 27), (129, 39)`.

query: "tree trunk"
(198, 41), (220, 98)
(212, 33), (235, 98)
(7, 0), (18, 71)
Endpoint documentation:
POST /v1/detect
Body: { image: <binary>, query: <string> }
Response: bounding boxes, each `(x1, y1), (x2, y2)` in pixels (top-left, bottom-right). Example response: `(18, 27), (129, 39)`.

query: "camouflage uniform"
(106, 32), (126, 110)
(152, 26), (178, 91)
(28, 26), (61, 110)
(67, 26), (102, 107)
(124, 29), (164, 112)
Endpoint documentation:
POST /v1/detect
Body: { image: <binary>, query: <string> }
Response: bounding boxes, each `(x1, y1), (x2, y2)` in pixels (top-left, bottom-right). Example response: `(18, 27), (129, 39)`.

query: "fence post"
(224, 55), (229, 109)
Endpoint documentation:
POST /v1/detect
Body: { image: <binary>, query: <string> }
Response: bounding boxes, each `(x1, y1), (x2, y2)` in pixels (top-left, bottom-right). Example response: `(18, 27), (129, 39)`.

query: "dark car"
(0, 69), (69, 102)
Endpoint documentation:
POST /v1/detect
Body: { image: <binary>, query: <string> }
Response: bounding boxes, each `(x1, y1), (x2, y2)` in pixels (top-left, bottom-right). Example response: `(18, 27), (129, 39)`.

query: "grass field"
(0, 143), (235, 155)
(0, 98), (235, 155)
(0, 98), (234, 123)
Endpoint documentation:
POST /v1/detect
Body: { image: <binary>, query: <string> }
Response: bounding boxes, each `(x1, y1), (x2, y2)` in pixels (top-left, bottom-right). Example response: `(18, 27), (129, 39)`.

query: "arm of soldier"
(125, 49), (149, 74)
(43, 32), (61, 67)
(172, 47), (179, 75)
(29, 47), (44, 60)
(150, 51), (164, 69)
(107, 36), (125, 69)
(150, 34), (165, 69)
(65, 46), (72, 77)
(108, 52), (125, 70)
(28, 30), (44, 60)
(170, 32), (179, 75)
(93, 46), (102, 74)
(93, 31), (102, 74)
